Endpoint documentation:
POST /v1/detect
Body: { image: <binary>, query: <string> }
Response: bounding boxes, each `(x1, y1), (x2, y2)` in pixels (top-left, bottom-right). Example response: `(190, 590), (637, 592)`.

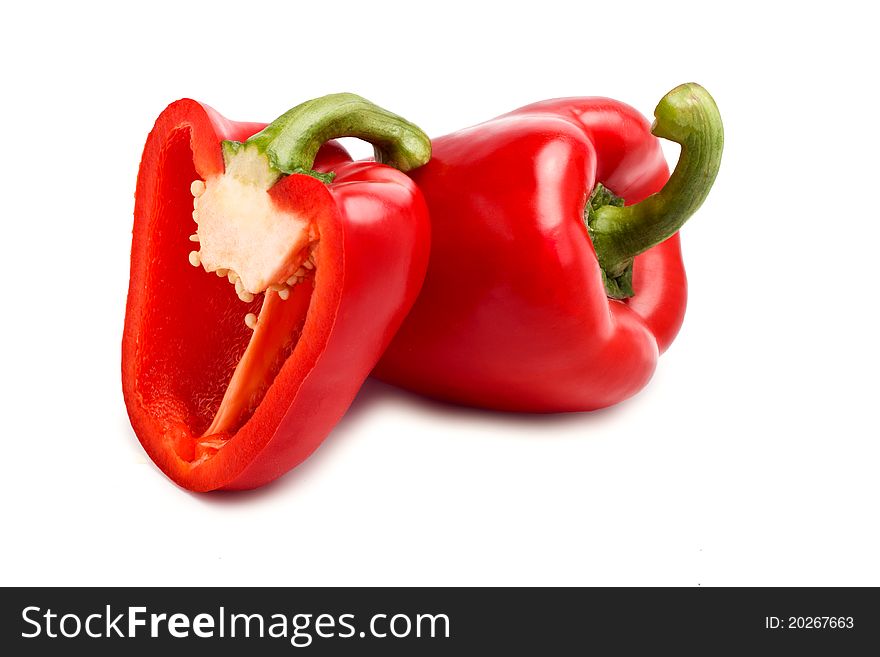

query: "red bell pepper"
(123, 95), (431, 490)
(375, 84), (723, 412)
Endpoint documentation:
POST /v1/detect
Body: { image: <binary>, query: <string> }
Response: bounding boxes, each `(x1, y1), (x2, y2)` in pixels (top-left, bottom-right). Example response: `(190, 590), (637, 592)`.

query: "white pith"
(187, 148), (318, 328)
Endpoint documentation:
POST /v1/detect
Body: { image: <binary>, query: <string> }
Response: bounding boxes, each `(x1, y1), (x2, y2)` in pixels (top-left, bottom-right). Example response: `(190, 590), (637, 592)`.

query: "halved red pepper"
(123, 95), (430, 490)
(375, 84), (723, 412)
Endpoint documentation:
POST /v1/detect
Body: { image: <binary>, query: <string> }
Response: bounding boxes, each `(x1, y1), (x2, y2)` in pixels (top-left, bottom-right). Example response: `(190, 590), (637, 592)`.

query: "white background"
(1, 0), (877, 586)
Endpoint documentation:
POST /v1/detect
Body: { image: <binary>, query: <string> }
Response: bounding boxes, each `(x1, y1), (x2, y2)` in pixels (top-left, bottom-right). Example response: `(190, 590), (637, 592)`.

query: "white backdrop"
(1, 0), (877, 586)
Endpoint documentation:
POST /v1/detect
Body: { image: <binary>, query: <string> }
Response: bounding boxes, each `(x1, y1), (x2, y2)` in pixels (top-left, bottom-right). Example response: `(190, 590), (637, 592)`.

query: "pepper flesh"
(374, 84), (722, 412)
(123, 97), (430, 490)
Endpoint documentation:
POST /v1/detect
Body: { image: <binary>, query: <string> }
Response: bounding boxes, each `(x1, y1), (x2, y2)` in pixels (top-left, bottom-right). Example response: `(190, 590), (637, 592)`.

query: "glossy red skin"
(374, 98), (686, 412)
(123, 99), (429, 490)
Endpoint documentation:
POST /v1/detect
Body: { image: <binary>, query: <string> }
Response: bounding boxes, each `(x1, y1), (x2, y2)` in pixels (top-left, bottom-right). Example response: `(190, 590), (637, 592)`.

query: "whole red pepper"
(375, 84), (723, 412)
(123, 95), (430, 490)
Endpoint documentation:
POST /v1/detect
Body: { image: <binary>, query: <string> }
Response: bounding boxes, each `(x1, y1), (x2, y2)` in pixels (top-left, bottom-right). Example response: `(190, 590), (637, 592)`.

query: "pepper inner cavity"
(185, 154), (319, 439)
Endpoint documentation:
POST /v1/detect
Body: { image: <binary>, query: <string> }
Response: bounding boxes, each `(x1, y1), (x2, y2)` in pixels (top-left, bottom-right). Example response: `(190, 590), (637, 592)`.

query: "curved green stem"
(588, 83), (723, 298)
(225, 93), (431, 184)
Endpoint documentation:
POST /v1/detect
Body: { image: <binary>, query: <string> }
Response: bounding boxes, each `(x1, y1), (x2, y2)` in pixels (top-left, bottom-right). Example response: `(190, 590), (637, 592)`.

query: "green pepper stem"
(236, 93), (431, 179)
(588, 83), (723, 281)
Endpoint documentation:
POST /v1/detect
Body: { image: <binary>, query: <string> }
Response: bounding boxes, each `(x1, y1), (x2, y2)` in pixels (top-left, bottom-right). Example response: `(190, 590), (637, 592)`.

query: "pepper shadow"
(366, 377), (632, 429)
(194, 375), (639, 504)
